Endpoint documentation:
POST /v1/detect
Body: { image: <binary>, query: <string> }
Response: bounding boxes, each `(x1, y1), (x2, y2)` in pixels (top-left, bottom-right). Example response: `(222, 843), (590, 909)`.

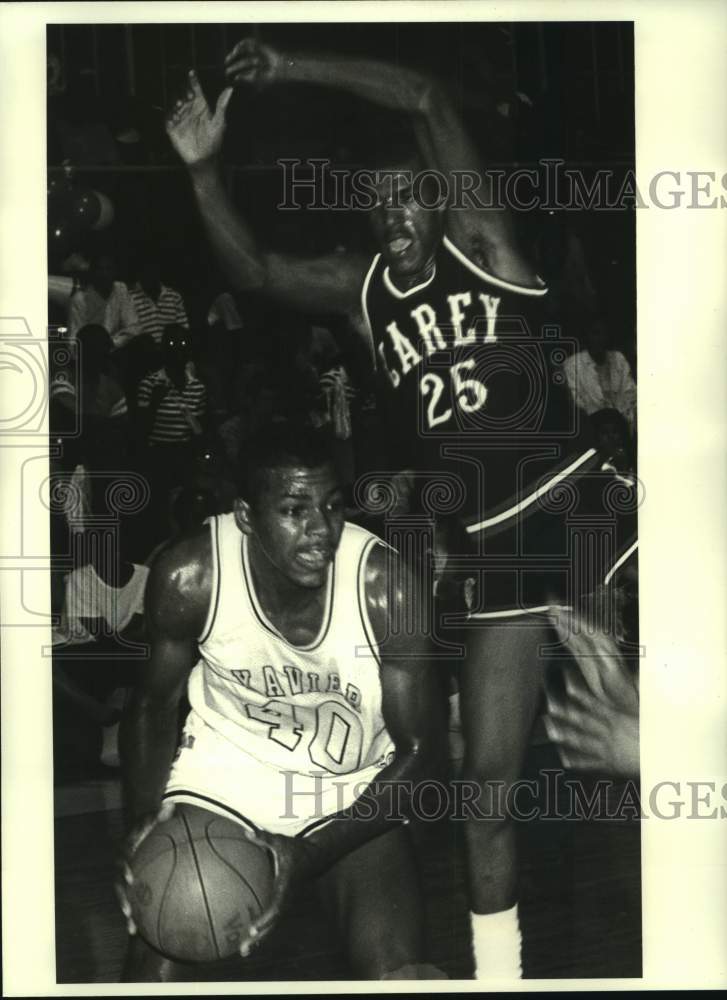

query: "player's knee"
(460, 756), (519, 822)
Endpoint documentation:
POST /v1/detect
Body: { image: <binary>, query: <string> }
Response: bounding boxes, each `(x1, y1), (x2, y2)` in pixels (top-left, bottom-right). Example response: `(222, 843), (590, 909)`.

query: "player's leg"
(316, 826), (445, 980)
(459, 618), (549, 979)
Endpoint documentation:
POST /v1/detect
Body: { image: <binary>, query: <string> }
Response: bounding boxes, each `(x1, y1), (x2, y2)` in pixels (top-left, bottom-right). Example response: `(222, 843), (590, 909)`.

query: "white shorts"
(163, 710), (391, 838)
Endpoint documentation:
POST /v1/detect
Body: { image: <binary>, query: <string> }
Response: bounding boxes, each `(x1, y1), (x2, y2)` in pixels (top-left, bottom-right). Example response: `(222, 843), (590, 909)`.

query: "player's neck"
(390, 257), (436, 292)
(246, 541), (325, 627)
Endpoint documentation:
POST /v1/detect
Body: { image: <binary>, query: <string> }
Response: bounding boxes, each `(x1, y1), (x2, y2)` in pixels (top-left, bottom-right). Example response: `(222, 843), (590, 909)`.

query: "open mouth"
(296, 549), (332, 570)
(387, 237), (413, 256)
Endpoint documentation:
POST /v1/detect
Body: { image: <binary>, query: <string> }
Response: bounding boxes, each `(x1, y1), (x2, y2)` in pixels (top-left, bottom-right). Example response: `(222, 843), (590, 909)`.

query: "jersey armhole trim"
(360, 253), (380, 367)
(357, 537), (384, 669)
(443, 234), (548, 297)
(198, 515), (221, 644)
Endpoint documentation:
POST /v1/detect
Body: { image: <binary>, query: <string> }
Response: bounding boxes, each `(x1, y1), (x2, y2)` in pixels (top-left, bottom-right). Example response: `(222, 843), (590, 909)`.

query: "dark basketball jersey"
(361, 234), (596, 527)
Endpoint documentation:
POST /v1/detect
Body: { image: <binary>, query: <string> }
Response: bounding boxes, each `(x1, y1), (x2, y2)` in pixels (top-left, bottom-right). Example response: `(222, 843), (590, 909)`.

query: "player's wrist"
(276, 51), (295, 83)
(293, 835), (329, 880)
(188, 157), (223, 188)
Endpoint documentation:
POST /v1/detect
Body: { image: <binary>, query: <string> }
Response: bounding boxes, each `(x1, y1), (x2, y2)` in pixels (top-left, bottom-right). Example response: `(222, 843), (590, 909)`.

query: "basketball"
(129, 804), (275, 963)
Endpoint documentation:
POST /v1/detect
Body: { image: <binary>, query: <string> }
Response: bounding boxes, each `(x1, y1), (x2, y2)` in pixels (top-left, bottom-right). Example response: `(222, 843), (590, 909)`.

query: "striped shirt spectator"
(68, 282), (140, 349)
(67, 254), (140, 349)
(137, 367), (207, 444)
(129, 283), (189, 344)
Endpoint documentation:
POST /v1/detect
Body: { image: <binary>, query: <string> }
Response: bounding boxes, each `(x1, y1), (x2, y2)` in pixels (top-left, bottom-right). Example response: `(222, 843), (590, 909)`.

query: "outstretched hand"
(544, 607), (639, 776)
(224, 37), (284, 87)
(237, 828), (319, 958)
(166, 70), (233, 168)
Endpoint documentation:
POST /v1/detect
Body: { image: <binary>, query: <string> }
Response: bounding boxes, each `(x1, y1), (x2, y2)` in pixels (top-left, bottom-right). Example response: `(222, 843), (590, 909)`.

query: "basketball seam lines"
(181, 809), (221, 961)
(155, 837), (178, 955)
(204, 826), (265, 915)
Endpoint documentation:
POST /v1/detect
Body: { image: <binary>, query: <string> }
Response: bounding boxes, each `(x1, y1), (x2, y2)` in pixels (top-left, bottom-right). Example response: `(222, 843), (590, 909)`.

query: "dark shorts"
(360, 447), (639, 624)
(435, 457), (639, 620)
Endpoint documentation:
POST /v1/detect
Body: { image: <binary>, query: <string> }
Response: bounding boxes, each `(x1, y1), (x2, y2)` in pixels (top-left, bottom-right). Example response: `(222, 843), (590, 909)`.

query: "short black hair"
(237, 422), (338, 503)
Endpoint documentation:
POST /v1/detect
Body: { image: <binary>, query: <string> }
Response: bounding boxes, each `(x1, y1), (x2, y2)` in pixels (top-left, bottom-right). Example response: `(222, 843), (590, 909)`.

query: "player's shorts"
(163, 709), (391, 839)
(414, 447), (639, 623)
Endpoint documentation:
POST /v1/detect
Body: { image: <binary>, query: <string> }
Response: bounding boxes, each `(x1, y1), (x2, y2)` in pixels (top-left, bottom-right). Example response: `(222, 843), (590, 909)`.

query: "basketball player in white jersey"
(116, 423), (445, 981)
(165, 42), (638, 980)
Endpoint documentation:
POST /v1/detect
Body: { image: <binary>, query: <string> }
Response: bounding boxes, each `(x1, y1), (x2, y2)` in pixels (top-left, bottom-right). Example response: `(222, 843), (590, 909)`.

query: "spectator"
(50, 323), (129, 521)
(52, 536), (148, 648)
(51, 323), (127, 425)
(137, 325), (207, 446)
(67, 251), (140, 349)
(129, 256), (189, 346)
(563, 318), (636, 430)
(590, 408), (635, 483)
(136, 325), (207, 540)
(52, 519), (148, 776)
(207, 289), (243, 333)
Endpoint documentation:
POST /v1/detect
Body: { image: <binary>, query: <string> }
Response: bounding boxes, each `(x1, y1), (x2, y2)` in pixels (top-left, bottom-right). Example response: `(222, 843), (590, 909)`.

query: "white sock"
(470, 904), (522, 980)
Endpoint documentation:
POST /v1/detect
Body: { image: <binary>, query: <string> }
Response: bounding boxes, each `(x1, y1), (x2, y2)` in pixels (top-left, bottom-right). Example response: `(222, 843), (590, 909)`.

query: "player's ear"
(234, 497), (254, 535)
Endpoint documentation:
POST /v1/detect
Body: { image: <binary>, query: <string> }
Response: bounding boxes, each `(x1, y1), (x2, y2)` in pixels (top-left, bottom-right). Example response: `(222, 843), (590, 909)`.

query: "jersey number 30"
(246, 699), (365, 774)
(420, 359), (487, 428)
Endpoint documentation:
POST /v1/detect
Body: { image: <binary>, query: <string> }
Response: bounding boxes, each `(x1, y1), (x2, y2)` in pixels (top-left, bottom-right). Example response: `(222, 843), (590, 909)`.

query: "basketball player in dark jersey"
(166, 41), (638, 979)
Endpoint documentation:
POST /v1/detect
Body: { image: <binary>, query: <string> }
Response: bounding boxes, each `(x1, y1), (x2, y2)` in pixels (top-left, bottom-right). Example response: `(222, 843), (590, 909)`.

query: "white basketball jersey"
(187, 513), (395, 781)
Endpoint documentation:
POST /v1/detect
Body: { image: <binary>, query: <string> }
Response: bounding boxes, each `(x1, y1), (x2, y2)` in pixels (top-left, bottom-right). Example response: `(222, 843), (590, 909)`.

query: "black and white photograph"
(1, 1), (726, 993)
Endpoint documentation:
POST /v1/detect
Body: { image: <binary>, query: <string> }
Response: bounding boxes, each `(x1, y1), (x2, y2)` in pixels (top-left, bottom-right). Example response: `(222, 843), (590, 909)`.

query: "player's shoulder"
(442, 225), (546, 296)
(356, 532), (411, 628)
(145, 522), (214, 637)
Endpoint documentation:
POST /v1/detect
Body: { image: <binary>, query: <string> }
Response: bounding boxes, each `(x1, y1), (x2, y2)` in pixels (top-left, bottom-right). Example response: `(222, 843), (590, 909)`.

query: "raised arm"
(166, 71), (367, 320)
(226, 39), (537, 286)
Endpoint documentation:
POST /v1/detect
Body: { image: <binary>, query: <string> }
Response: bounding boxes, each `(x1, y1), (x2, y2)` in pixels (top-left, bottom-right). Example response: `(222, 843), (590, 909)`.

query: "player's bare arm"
(116, 529), (212, 930)
(308, 541), (444, 858)
(166, 70), (367, 320)
(239, 542), (444, 955)
(225, 38), (537, 287)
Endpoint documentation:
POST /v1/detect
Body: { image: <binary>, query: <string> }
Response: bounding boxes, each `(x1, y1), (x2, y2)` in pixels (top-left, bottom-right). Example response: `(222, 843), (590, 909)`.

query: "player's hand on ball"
(224, 37), (284, 87)
(544, 608), (639, 776)
(237, 829), (318, 957)
(166, 70), (233, 167)
(114, 801), (176, 935)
